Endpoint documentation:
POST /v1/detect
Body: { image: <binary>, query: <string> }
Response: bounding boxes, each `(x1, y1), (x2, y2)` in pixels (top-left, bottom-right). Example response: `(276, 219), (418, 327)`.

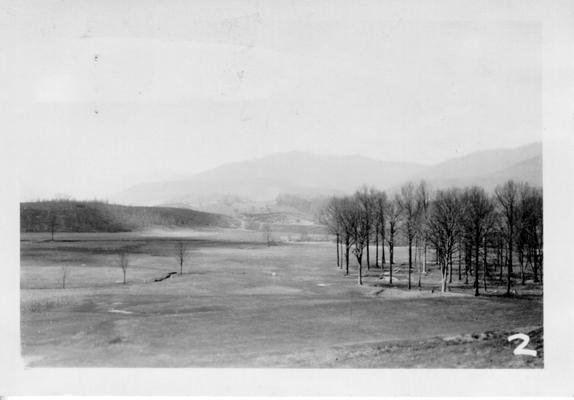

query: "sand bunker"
(236, 286), (302, 295)
(108, 309), (133, 314)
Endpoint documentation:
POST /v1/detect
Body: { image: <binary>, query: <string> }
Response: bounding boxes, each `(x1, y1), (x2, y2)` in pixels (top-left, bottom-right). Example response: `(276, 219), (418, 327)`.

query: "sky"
(1, 0), (543, 200)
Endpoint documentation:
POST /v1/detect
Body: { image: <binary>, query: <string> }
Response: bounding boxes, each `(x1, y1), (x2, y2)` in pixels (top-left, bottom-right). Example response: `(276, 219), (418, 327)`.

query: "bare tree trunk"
(61, 267), (68, 289)
(50, 216), (57, 242)
(497, 242), (502, 275)
(519, 250), (525, 285)
(507, 228), (513, 295)
(417, 241), (422, 288)
(474, 237), (480, 296)
(483, 262), (488, 292)
(366, 234), (370, 271)
(458, 241), (462, 280)
(532, 248), (539, 283)
(448, 251), (453, 284)
(375, 231), (379, 268)
(357, 253), (363, 286)
(446, 257), (448, 293)
(499, 248), (504, 282)
(408, 239), (412, 290)
(464, 243), (470, 285)
(336, 233), (340, 268)
(539, 250), (543, 283)
(340, 240), (344, 270)
(423, 243), (427, 273)
(381, 227), (386, 267)
(345, 242), (350, 276)
(483, 237), (488, 292)
(446, 257), (450, 291)
(389, 243), (394, 285)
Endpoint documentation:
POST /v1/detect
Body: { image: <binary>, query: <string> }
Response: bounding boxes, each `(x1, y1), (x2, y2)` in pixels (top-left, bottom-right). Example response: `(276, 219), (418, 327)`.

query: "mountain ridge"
(111, 142), (542, 208)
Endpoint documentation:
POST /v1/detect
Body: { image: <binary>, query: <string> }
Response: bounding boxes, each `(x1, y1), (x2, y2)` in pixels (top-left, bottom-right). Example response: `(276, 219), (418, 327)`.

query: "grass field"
(20, 229), (543, 367)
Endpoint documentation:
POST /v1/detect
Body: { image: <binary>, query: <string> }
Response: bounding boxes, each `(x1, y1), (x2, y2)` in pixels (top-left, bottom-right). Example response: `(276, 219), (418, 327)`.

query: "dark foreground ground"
(20, 230), (543, 368)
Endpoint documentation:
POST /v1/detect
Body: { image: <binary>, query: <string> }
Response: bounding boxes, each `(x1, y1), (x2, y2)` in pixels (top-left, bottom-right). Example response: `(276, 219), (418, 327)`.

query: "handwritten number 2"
(508, 333), (537, 357)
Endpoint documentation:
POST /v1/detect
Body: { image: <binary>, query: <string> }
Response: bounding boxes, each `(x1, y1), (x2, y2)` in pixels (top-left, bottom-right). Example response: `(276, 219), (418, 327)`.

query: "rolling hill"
(112, 152), (425, 206)
(401, 142), (542, 191)
(111, 142), (542, 209)
(20, 201), (238, 233)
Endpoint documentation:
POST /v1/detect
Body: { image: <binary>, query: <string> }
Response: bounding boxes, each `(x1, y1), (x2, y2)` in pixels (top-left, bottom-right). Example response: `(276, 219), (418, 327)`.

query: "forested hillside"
(20, 201), (238, 232)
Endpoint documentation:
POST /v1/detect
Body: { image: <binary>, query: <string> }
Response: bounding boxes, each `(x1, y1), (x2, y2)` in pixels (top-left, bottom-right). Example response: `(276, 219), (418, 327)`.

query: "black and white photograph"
(1, 0), (573, 396)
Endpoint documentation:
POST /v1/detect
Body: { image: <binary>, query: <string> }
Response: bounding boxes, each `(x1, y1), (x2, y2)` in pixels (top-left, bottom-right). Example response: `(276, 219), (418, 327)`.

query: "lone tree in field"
(495, 180), (518, 295)
(60, 265), (70, 289)
(175, 241), (189, 275)
(48, 211), (58, 241)
(119, 251), (129, 285)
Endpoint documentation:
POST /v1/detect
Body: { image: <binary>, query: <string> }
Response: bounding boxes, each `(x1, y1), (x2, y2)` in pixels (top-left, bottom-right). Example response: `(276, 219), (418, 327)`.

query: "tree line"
(320, 180), (542, 295)
(20, 200), (236, 235)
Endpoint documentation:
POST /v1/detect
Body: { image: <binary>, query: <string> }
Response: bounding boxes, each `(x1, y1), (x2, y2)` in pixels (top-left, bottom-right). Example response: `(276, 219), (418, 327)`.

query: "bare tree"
(350, 200), (370, 286)
(516, 184), (543, 284)
(355, 187), (376, 271)
(427, 189), (463, 292)
(175, 241), (189, 275)
(495, 180), (518, 295)
(60, 266), (70, 289)
(531, 187), (543, 283)
(461, 186), (495, 296)
(398, 182), (419, 290)
(415, 181), (432, 286)
(386, 196), (401, 285)
(374, 191), (388, 269)
(48, 211), (58, 241)
(119, 252), (129, 285)
(338, 196), (357, 276)
(320, 197), (344, 268)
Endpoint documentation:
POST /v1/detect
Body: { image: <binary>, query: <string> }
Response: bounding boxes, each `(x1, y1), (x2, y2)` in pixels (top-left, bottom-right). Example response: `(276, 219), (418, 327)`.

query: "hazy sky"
(2, 0), (543, 200)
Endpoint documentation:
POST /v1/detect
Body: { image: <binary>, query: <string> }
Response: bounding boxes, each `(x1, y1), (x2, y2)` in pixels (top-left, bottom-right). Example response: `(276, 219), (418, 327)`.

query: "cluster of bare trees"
(321, 180), (542, 295)
(117, 241), (191, 285)
(57, 241), (192, 290)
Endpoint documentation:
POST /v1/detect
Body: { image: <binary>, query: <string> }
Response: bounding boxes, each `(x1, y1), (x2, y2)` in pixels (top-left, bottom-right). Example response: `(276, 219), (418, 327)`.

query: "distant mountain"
(20, 201), (238, 233)
(111, 143), (542, 209)
(402, 142), (542, 191)
(112, 152), (426, 206)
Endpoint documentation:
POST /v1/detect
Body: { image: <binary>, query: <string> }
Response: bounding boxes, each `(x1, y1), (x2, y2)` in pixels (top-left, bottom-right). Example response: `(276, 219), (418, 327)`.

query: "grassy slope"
(20, 233), (542, 367)
(20, 200), (238, 233)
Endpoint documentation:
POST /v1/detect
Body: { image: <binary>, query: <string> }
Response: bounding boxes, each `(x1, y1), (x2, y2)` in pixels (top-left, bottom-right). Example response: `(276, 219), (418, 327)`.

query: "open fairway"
(21, 230), (543, 367)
